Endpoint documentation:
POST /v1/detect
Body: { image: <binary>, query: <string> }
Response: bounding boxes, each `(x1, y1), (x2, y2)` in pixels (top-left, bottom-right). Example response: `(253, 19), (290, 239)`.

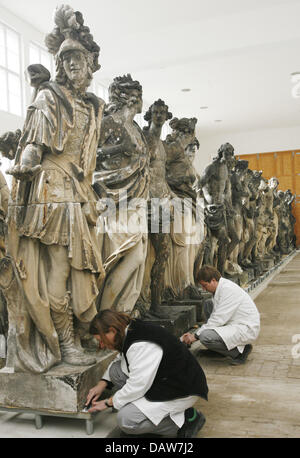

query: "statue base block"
(261, 257), (275, 271)
(142, 306), (197, 337)
(0, 350), (116, 412)
(224, 271), (250, 287)
(166, 292), (212, 322)
(243, 267), (255, 283)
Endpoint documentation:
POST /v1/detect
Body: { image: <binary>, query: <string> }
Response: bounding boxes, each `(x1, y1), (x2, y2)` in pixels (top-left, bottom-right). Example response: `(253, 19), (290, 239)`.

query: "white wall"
(0, 4), (109, 184)
(194, 124), (300, 175)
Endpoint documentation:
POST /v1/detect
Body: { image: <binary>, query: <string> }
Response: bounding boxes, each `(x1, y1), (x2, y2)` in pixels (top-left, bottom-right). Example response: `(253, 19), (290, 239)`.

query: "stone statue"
(265, 177), (280, 255)
(165, 117), (198, 200)
(276, 190), (290, 253)
(0, 130), (22, 161)
(254, 177), (269, 260)
(200, 143), (236, 275)
(185, 138), (207, 280)
(141, 99), (174, 316)
(0, 167), (10, 345)
(94, 74), (149, 315)
(284, 190), (296, 251)
(162, 118), (204, 298)
(239, 169), (262, 267)
(228, 159), (249, 270)
(1, 5), (105, 373)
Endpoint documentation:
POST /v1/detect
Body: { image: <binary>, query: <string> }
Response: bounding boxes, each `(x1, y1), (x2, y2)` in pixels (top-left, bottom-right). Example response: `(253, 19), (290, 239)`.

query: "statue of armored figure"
(0, 5), (105, 373)
(94, 74), (149, 316)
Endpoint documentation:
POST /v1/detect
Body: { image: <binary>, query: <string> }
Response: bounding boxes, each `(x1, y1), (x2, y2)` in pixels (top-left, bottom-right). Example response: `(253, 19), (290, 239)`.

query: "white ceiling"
(1, 0), (300, 136)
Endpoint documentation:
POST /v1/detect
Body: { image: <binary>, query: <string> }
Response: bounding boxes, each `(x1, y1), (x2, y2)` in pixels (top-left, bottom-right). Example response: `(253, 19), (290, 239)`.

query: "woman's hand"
(88, 399), (109, 413)
(85, 380), (107, 408)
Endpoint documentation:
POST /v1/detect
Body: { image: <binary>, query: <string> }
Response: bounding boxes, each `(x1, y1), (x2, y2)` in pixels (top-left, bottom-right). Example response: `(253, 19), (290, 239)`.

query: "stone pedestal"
(261, 257), (275, 271)
(0, 350), (116, 412)
(165, 292), (212, 322)
(224, 270), (250, 287)
(243, 267), (255, 283)
(142, 306), (197, 337)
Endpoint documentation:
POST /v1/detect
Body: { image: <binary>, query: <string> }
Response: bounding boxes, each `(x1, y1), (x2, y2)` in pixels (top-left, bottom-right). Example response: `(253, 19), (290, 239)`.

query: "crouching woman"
(86, 310), (208, 438)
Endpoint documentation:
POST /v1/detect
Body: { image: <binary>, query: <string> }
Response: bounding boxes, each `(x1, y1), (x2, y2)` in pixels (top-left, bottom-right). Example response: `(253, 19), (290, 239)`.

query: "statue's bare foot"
(6, 164), (41, 181)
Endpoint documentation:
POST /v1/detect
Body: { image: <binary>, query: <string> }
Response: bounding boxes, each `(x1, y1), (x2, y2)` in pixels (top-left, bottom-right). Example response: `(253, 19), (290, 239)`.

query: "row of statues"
(200, 149), (296, 277)
(0, 5), (296, 374)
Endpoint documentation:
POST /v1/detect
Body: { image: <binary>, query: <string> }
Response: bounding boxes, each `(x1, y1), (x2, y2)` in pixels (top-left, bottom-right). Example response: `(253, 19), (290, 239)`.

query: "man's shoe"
(230, 344), (253, 366)
(177, 408), (206, 438)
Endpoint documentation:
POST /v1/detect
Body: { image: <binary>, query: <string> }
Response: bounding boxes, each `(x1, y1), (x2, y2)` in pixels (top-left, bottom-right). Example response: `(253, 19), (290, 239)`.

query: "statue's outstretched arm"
(7, 144), (43, 181)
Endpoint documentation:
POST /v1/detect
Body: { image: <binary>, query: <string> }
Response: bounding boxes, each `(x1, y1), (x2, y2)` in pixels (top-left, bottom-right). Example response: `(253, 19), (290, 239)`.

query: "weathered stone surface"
(142, 306), (197, 337)
(0, 350), (116, 412)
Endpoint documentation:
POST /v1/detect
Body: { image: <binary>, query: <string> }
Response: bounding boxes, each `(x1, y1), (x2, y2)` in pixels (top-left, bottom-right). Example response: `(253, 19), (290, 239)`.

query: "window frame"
(0, 20), (23, 117)
(28, 40), (54, 76)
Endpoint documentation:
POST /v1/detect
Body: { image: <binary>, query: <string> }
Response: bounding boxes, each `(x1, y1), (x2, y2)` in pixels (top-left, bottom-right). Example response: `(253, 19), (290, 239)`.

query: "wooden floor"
(194, 252), (300, 438)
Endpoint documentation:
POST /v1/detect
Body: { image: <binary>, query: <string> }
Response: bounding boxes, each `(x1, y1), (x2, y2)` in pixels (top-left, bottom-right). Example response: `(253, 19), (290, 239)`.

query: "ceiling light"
(181, 88), (191, 92)
(200, 106), (208, 109)
(214, 120), (222, 123)
(291, 72), (300, 83)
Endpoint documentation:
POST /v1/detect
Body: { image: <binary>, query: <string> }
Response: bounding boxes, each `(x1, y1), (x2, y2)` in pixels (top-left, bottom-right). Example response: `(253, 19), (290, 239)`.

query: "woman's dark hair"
(196, 265), (221, 283)
(89, 309), (132, 352)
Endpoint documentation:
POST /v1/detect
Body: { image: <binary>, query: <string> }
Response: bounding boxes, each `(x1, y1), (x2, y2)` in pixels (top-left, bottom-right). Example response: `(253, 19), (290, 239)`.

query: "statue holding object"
(94, 74), (149, 315)
(1, 5), (105, 373)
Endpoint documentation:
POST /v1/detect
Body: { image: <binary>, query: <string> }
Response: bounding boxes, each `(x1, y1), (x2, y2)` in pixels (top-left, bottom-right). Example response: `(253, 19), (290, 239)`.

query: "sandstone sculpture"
(94, 74), (149, 315)
(1, 5), (105, 373)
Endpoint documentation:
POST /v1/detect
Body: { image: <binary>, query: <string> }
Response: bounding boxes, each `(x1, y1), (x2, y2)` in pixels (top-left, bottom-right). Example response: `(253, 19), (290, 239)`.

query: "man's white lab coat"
(196, 277), (260, 352)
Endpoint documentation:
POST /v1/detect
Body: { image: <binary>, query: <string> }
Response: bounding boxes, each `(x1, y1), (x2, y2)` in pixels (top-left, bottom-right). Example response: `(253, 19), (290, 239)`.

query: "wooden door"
(236, 150), (300, 246)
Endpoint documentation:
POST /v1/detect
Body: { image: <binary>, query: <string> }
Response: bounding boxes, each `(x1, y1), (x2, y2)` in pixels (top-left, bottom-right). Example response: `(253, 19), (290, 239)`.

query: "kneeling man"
(182, 265), (260, 365)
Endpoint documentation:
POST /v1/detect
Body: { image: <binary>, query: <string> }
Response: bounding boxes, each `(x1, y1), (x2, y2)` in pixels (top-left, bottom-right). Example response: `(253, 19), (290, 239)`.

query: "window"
(0, 22), (22, 116)
(162, 123), (172, 140)
(94, 82), (109, 103)
(29, 42), (54, 76)
(135, 112), (148, 129)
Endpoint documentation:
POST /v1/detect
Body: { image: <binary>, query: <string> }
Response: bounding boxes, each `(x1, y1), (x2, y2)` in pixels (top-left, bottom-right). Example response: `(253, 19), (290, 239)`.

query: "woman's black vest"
(122, 319), (208, 402)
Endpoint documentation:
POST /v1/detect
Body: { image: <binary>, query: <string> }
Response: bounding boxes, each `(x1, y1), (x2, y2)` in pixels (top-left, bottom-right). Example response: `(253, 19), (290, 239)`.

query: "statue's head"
(185, 137), (200, 163)
(45, 5), (100, 92)
(144, 99), (172, 130)
(218, 143), (234, 159)
(106, 74), (143, 115)
(165, 117), (197, 148)
(259, 176), (268, 191)
(26, 64), (51, 88)
(217, 143), (236, 169)
(235, 159), (248, 175)
(268, 176), (279, 190)
(249, 170), (262, 191)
